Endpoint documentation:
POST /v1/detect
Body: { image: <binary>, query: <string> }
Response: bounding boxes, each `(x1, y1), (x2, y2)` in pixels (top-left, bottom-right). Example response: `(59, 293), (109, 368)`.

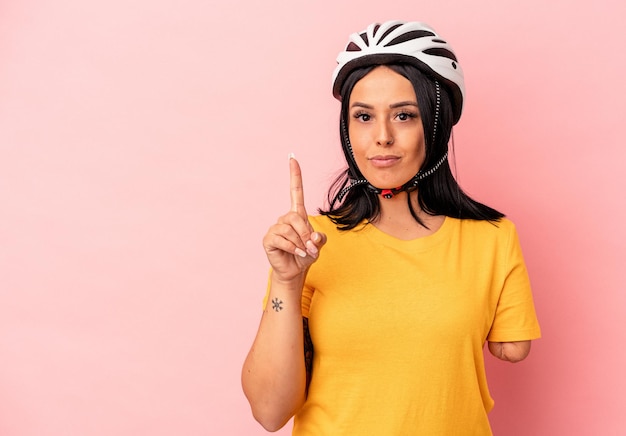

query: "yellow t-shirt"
(292, 215), (541, 435)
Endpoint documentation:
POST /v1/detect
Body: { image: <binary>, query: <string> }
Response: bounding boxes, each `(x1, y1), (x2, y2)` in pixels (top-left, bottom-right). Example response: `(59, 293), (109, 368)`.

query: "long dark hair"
(319, 63), (504, 230)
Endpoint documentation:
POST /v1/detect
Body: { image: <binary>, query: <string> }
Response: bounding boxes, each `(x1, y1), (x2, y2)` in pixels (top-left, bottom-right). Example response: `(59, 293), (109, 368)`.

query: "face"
(347, 66), (425, 190)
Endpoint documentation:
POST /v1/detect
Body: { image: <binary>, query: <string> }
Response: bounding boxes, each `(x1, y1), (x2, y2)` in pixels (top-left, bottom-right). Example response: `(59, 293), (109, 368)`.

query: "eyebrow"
(350, 101), (419, 109)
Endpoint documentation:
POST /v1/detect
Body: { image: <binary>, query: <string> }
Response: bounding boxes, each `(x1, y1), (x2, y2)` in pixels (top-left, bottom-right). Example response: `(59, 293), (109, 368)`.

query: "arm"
(242, 273), (309, 431)
(487, 340), (531, 363)
(241, 157), (326, 431)
(487, 222), (540, 364)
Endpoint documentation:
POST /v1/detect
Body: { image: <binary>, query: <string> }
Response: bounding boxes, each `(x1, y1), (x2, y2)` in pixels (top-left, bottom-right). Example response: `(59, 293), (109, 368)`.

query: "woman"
(242, 20), (541, 435)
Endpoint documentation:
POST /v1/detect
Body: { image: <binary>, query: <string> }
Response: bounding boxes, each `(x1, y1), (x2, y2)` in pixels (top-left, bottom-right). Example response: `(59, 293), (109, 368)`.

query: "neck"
(377, 188), (420, 215)
(372, 190), (444, 240)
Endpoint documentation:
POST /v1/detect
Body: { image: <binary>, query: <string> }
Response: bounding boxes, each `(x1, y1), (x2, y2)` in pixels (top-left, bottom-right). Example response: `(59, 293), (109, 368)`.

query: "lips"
(368, 155), (400, 168)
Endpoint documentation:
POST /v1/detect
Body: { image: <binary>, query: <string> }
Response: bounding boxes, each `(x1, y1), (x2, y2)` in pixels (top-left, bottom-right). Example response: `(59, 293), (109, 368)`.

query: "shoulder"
(448, 217), (521, 252)
(454, 217), (517, 236)
(308, 214), (363, 235)
(308, 214), (331, 228)
(308, 214), (333, 232)
(308, 215), (368, 253)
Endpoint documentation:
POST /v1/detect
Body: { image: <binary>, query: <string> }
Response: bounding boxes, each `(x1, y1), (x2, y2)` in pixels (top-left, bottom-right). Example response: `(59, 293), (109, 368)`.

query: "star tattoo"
(271, 298), (284, 312)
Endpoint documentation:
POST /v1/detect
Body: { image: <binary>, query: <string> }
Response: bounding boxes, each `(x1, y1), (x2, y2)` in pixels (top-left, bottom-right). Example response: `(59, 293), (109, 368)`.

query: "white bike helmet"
(332, 20), (465, 124)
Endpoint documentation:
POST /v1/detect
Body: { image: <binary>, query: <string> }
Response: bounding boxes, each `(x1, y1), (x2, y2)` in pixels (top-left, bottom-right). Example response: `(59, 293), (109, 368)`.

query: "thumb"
(311, 231), (327, 249)
(302, 231), (327, 262)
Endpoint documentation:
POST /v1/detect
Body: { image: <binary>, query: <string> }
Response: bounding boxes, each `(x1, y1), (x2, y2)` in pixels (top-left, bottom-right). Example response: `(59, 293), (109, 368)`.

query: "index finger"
(289, 154), (307, 217)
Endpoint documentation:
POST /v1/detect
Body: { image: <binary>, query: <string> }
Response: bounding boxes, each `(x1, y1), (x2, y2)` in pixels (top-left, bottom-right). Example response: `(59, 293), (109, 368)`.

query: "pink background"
(1, 1), (624, 434)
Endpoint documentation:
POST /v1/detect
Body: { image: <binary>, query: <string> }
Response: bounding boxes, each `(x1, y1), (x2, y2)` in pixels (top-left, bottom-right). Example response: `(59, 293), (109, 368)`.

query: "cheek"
(347, 126), (367, 153)
(409, 128), (426, 155)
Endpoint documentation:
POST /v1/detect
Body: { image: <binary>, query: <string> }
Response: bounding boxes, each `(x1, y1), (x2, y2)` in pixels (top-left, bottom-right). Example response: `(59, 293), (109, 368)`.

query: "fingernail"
(311, 232), (320, 242)
(306, 240), (318, 255)
(295, 247), (307, 258)
(288, 152), (296, 160)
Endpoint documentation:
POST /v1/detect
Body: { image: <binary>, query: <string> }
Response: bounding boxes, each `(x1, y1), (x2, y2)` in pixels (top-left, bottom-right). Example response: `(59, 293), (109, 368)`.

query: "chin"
(371, 178), (413, 190)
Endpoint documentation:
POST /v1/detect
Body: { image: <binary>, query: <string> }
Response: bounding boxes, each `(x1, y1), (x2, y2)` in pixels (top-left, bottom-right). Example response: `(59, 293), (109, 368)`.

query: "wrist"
(270, 269), (307, 290)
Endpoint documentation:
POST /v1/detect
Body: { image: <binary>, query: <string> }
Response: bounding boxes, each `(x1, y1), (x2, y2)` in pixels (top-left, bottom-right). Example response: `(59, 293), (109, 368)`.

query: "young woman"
(242, 20), (541, 435)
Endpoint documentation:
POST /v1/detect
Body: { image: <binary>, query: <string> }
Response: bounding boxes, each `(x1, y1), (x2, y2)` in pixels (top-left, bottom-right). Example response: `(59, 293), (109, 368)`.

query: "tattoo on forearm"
(271, 298), (283, 312)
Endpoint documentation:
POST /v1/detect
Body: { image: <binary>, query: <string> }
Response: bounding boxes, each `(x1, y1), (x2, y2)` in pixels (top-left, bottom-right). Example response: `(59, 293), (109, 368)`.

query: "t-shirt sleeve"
(301, 283), (314, 318)
(487, 223), (541, 342)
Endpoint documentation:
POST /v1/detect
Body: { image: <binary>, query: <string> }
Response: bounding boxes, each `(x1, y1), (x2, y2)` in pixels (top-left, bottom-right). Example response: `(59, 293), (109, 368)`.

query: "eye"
(396, 111), (418, 121)
(353, 111), (371, 122)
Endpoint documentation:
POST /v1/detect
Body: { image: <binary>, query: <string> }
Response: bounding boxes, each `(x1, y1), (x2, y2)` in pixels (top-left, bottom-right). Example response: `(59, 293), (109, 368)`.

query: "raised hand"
(262, 155), (326, 282)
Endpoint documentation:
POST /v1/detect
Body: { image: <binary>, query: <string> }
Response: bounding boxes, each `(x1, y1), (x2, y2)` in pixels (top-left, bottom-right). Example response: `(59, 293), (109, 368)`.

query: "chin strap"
(337, 151), (448, 201)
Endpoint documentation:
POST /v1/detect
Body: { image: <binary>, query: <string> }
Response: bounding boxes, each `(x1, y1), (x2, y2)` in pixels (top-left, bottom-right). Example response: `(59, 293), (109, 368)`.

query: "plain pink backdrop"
(1, 1), (624, 435)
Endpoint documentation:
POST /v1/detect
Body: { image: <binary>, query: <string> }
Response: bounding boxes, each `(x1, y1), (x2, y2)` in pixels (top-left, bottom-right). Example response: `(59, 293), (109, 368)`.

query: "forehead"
(349, 66), (416, 104)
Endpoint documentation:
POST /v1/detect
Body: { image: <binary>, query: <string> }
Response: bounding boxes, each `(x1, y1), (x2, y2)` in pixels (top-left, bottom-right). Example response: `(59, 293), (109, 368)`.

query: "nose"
(375, 120), (394, 146)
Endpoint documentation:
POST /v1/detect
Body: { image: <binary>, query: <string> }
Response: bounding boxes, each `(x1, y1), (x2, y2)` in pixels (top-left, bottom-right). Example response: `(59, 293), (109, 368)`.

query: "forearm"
(242, 274), (307, 431)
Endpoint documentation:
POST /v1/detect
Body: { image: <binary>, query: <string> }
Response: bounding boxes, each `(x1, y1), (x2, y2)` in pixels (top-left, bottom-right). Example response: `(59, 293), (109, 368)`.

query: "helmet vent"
(432, 38), (447, 44)
(346, 41), (361, 52)
(386, 30), (436, 46)
(378, 23), (404, 43)
(423, 47), (458, 62)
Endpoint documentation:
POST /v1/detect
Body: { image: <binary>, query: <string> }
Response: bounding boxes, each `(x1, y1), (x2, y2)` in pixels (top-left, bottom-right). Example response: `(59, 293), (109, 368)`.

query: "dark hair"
(319, 63), (504, 230)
